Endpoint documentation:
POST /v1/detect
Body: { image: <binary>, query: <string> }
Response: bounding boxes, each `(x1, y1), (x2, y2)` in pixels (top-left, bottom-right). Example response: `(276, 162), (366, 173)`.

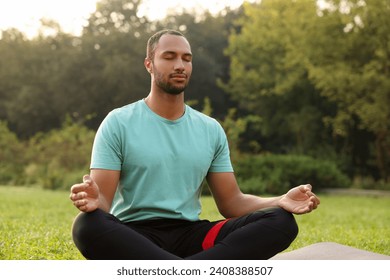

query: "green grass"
(287, 195), (390, 254)
(0, 186), (83, 260)
(201, 193), (390, 255)
(0, 186), (389, 259)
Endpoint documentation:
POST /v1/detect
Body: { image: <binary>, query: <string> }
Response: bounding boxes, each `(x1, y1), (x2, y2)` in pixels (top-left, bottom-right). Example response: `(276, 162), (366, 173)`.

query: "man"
(69, 29), (320, 260)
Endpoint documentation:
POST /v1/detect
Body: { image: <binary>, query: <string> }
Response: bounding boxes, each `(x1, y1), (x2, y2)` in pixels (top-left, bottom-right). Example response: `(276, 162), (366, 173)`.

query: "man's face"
(147, 34), (193, 95)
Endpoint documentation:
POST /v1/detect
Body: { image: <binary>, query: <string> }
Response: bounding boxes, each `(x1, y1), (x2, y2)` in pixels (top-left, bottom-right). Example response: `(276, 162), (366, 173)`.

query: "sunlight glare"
(0, 0), (97, 37)
(0, 0), (249, 38)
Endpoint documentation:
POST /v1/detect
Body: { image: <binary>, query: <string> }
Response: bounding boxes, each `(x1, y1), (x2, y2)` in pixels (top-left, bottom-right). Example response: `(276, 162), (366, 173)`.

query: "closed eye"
(183, 54), (192, 62)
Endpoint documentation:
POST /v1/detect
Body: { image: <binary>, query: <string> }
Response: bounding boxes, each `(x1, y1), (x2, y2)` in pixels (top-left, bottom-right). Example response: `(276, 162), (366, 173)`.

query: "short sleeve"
(208, 122), (234, 173)
(90, 111), (123, 171)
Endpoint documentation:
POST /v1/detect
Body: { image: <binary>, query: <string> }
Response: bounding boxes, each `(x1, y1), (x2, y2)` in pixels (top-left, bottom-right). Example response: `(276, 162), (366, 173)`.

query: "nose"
(174, 58), (185, 71)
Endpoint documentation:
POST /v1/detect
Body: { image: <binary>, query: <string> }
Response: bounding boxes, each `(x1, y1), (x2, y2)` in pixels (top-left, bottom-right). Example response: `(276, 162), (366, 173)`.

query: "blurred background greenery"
(1, 0), (389, 194)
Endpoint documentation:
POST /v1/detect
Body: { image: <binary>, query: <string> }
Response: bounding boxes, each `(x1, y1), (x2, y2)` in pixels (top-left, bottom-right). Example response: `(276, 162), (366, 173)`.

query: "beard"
(153, 69), (190, 95)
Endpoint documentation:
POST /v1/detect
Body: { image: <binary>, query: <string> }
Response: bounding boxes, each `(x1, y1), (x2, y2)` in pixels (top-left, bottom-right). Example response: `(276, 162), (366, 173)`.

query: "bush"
(24, 121), (95, 190)
(233, 154), (351, 195)
(0, 121), (26, 185)
(351, 176), (390, 191)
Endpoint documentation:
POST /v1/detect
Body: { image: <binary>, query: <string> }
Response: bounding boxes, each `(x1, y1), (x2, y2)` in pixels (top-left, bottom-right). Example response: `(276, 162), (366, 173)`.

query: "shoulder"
(102, 100), (144, 125)
(97, 100), (144, 135)
(109, 100), (143, 118)
(186, 105), (222, 129)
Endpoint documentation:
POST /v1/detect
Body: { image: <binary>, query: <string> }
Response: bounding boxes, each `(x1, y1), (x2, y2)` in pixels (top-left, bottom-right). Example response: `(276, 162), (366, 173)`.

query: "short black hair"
(146, 29), (186, 60)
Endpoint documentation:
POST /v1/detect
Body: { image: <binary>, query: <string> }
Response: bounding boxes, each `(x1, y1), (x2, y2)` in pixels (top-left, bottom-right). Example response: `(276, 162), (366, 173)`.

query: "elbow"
(217, 204), (239, 219)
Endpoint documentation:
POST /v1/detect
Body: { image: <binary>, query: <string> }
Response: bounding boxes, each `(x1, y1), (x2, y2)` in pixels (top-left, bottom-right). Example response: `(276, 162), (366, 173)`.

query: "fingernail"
(83, 175), (91, 183)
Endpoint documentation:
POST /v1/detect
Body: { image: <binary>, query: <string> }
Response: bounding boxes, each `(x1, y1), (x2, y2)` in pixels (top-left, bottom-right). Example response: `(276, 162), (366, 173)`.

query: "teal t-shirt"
(91, 99), (233, 222)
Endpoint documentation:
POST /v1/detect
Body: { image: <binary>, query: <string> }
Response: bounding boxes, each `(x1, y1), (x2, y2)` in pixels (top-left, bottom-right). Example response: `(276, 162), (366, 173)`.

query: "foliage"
(305, 0), (390, 181)
(233, 154), (351, 195)
(219, 107), (262, 160)
(0, 120), (94, 190)
(223, 0), (390, 182)
(351, 176), (390, 191)
(222, 0), (336, 157)
(0, 29), (80, 138)
(0, 186), (388, 259)
(1, 0), (390, 186)
(24, 119), (95, 190)
(0, 121), (25, 184)
(0, 0), (237, 136)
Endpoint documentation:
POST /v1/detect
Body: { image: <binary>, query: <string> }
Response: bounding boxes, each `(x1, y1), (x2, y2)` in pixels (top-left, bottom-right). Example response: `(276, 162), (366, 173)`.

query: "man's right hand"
(70, 174), (100, 212)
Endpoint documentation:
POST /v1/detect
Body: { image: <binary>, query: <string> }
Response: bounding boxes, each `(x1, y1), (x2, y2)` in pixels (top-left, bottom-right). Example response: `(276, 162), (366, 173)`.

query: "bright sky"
(0, 0), (249, 38)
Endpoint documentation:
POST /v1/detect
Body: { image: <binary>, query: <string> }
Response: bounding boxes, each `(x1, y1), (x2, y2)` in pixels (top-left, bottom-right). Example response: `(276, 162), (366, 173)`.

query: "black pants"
(72, 207), (298, 260)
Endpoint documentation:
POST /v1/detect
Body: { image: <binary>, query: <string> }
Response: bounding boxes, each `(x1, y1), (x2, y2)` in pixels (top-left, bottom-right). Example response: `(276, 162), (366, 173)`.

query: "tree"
(59, 0), (152, 129)
(0, 28), (77, 137)
(223, 0), (332, 155)
(0, 0), (240, 136)
(0, 29), (27, 121)
(305, 0), (390, 180)
(224, 0), (390, 181)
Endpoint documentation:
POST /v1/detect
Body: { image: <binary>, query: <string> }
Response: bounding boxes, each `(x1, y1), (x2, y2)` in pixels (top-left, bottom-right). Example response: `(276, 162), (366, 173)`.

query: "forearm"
(90, 169), (119, 213)
(218, 192), (283, 218)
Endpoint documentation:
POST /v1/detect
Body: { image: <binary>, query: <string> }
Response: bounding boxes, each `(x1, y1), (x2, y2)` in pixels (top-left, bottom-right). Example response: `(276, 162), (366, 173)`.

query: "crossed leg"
(72, 207), (298, 260)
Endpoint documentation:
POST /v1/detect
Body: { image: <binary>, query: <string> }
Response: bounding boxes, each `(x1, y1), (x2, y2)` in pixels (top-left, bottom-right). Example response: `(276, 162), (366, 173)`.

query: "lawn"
(0, 186), (389, 259)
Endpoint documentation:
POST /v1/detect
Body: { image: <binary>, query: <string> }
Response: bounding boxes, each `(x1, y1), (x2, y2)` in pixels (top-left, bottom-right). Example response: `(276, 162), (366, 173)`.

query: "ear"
(144, 58), (153, 73)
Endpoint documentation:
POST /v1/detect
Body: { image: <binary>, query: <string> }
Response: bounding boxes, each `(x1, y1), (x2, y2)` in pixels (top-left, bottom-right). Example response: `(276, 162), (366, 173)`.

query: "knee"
(271, 207), (299, 242)
(72, 212), (92, 242)
(71, 209), (111, 255)
(71, 212), (94, 251)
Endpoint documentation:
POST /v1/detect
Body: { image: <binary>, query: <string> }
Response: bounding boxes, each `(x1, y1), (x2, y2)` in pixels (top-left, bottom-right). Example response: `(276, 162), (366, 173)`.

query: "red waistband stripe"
(202, 219), (230, 250)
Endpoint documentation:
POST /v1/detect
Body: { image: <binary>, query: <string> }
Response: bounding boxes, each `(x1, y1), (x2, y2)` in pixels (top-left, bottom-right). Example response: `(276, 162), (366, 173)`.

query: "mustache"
(169, 72), (188, 78)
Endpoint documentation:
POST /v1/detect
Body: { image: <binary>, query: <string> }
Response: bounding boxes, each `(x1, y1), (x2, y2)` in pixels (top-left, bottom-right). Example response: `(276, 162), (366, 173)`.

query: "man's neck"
(144, 92), (185, 120)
